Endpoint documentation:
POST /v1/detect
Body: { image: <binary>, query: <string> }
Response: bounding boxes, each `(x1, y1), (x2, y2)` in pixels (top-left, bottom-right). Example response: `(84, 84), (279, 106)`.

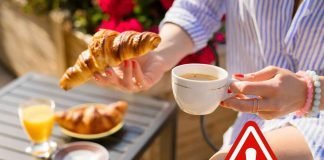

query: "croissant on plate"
(55, 101), (128, 134)
(59, 29), (161, 90)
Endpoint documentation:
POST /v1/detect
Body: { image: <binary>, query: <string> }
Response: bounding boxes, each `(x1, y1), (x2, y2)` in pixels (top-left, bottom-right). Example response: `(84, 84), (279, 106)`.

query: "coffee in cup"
(180, 73), (218, 81)
(172, 64), (234, 115)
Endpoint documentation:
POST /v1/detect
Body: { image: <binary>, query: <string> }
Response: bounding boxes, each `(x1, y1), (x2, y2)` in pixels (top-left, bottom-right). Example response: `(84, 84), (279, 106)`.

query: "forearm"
(152, 0), (225, 72)
(154, 23), (194, 71)
(320, 76), (324, 110)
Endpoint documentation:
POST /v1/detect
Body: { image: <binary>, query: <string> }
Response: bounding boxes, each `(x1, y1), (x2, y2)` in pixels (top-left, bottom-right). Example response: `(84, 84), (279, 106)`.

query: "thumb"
(233, 66), (279, 81)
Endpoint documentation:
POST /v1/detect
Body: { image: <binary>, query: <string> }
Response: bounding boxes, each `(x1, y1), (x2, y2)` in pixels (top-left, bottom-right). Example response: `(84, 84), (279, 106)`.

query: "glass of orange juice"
(18, 98), (57, 158)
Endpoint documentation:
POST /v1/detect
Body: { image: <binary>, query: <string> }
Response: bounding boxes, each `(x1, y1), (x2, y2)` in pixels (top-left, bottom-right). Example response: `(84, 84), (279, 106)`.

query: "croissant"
(55, 101), (128, 134)
(59, 29), (161, 90)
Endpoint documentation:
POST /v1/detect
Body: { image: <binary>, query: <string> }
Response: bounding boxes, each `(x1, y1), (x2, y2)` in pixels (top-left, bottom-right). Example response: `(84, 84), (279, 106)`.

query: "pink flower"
(98, 0), (134, 18)
(160, 0), (174, 10)
(98, 17), (143, 32)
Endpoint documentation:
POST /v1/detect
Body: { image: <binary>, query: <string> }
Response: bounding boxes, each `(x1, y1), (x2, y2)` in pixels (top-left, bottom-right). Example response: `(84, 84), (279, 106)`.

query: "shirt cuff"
(160, 7), (214, 52)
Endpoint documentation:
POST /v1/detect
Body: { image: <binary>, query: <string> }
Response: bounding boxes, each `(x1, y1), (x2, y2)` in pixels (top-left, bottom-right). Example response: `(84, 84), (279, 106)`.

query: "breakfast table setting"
(0, 73), (177, 160)
(0, 27), (233, 160)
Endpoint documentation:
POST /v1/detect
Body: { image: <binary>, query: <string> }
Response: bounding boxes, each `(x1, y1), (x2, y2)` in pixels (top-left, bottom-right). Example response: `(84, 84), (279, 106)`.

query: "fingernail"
(227, 89), (232, 93)
(132, 61), (136, 68)
(105, 68), (112, 73)
(220, 101), (224, 106)
(234, 73), (244, 78)
(235, 95), (241, 98)
(124, 61), (128, 67)
(105, 69), (112, 75)
(93, 74), (99, 80)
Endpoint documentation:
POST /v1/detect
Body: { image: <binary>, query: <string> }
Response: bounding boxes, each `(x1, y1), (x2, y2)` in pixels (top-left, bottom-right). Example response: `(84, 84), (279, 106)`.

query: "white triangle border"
(229, 126), (273, 160)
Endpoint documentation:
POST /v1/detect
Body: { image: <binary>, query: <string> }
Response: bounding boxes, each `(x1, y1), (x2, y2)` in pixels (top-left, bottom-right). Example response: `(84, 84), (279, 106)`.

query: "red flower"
(148, 25), (159, 33)
(178, 45), (216, 65)
(98, 17), (143, 32)
(98, 0), (134, 18)
(221, 15), (226, 22)
(214, 33), (225, 43)
(160, 0), (174, 10)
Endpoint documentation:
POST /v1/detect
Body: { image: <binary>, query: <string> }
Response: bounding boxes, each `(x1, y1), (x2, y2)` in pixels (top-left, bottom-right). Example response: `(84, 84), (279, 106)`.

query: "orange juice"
(20, 105), (54, 143)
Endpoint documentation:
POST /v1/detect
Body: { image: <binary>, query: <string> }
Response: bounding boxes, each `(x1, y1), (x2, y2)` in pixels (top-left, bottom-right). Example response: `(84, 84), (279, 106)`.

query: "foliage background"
(24, 0), (225, 64)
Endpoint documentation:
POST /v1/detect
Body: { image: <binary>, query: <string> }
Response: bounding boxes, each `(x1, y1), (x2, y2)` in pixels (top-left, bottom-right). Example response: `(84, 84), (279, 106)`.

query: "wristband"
(295, 71), (313, 117)
(306, 70), (321, 117)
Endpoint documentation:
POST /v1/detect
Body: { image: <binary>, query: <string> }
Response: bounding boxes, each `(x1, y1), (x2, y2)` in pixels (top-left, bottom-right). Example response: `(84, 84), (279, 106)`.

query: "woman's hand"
(92, 23), (195, 93)
(92, 52), (166, 93)
(222, 66), (308, 120)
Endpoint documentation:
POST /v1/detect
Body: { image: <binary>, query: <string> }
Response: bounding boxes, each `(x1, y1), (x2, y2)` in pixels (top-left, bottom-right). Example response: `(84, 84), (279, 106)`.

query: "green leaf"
(134, 6), (142, 14)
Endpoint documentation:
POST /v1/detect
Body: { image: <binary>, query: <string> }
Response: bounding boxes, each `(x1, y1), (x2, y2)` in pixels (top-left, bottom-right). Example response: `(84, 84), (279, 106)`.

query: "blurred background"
(0, 0), (236, 159)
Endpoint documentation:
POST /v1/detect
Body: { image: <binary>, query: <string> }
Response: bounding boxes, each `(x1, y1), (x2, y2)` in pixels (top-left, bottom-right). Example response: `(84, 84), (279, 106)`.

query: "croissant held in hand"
(59, 29), (161, 90)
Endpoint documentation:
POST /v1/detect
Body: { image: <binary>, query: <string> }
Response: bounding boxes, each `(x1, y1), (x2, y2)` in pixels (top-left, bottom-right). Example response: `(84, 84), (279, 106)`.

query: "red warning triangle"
(225, 121), (277, 160)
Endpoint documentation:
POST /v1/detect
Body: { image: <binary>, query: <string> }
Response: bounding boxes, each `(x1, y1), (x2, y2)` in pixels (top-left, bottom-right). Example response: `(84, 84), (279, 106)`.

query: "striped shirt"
(162, 0), (324, 159)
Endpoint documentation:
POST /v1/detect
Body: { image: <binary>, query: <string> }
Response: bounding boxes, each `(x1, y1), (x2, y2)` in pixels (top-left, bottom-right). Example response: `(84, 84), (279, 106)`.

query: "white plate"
(52, 141), (109, 160)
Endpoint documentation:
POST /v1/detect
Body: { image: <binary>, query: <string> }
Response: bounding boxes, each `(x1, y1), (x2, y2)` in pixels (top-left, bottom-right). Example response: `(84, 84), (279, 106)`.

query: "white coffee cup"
(171, 64), (234, 115)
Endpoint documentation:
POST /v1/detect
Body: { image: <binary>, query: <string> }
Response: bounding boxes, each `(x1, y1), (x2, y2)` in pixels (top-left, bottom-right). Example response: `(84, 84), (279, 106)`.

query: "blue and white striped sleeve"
(160, 0), (226, 52)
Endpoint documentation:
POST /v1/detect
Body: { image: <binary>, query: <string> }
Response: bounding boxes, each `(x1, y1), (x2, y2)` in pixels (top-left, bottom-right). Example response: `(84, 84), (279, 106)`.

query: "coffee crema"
(180, 73), (218, 81)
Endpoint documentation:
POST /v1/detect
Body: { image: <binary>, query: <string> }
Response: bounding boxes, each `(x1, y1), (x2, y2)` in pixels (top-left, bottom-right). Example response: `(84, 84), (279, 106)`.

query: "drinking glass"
(18, 98), (57, 158)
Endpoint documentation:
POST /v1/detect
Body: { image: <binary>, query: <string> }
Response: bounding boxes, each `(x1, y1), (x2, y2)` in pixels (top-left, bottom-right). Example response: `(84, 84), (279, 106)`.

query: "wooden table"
(0, 73), (177, 160)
